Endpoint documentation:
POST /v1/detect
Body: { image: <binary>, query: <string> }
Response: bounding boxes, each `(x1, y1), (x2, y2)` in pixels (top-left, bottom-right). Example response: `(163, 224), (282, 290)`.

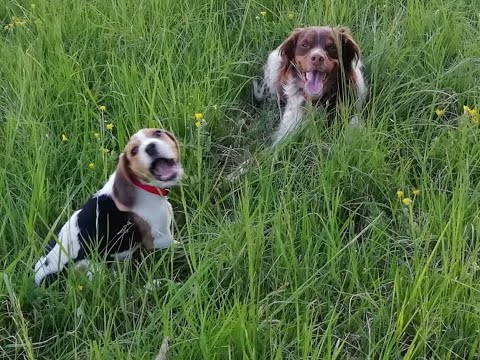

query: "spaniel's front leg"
(271, 94), (305, 147)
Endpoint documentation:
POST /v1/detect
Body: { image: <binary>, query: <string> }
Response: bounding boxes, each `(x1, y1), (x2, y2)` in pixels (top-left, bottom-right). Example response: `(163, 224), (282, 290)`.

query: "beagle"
(34, 128), (183, 286)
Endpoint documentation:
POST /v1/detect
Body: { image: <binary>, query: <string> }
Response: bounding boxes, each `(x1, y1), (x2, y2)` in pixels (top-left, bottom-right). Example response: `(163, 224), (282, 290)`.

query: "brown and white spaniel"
(254, 26), (367, 146)
(34, 128), (183, 285)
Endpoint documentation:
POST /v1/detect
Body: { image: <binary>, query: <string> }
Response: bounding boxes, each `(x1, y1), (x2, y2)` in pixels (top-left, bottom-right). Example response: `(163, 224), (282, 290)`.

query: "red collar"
(130, 177), (170, 197)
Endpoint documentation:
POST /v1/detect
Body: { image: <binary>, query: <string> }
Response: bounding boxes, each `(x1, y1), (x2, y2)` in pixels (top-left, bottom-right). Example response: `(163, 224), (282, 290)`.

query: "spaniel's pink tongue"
(305, 71), (323, 95)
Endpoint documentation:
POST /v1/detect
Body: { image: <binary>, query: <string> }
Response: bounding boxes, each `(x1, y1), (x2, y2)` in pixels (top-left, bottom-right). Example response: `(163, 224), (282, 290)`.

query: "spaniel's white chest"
(132, 190), (174, 248)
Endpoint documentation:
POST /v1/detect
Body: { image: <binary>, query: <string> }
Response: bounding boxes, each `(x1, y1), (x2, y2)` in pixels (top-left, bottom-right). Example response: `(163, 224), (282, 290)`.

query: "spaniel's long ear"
(279, 28), (304, 64)
(112, 153), (136, 212)
(336, 27), (360, 68)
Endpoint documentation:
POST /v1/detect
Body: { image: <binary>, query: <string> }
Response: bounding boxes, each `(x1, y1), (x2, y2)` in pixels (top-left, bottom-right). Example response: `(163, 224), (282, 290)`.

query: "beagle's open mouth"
(303, 71), (327, 96)
(150, 158), (179, 181)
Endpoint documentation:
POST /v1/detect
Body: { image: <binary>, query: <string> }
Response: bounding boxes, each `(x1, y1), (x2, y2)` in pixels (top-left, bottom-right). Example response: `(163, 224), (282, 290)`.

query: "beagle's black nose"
(145, 143), (158, 157)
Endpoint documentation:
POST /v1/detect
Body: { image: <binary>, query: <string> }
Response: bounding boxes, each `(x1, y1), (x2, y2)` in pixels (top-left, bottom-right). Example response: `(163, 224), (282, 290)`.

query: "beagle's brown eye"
(131, 146), (139, 156)
(153, 130), (163, 137)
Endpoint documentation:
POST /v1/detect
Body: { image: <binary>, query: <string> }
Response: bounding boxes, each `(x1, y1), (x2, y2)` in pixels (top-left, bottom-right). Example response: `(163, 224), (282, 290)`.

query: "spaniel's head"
(112, 128), (183, 210)
(279, 26), (360, 96)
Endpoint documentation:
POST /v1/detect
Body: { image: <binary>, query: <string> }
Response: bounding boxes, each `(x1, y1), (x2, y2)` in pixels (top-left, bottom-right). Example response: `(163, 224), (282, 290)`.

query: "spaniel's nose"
(310, 54), (325, 63)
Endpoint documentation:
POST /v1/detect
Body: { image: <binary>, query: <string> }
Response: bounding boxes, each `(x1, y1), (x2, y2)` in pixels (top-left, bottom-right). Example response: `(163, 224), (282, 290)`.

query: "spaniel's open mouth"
(150, 158), (179, 181)
(303, 71), (327, 96)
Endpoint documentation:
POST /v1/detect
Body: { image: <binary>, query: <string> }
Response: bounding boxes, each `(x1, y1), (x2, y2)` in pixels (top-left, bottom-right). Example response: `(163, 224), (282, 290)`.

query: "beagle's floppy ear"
(163, 130), (181, 160)
(112, 153), (136, 211)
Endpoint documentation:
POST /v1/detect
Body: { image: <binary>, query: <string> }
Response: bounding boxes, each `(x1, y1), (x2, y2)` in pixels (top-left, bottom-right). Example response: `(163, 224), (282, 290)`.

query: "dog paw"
(348, 115), (365, 129)
(346, 116), (365, 144)
(253, 78), (267, 102)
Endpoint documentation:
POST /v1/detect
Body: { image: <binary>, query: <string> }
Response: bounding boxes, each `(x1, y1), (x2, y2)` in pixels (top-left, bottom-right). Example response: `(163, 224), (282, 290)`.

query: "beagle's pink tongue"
(305, 71), (323, 95)
(154, 161), (177, 180)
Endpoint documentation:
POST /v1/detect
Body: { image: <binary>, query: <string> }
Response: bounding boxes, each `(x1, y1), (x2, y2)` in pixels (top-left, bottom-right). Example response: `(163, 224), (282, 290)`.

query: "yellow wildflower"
(102, 147), (110, 154)
(62, 134), (68, 142)
(195, 121), (202, 128)
(106, 123), (114, 130)
(78, 285), (83, 291)
(471, 115), (479, 126)
(396, 190), (404, 199)
(88, 163), (95, 170)
(98, 105), (107, 112)
(12, 17), (26, 26)
(412, 188), (420, 196)
(260, 11), (267, 16)
(435, 109), (445, 117)
(464, 105), (471, 114)
(194, 112), (203, 120)
(468, 108), (477, 117)
(288, 12), (294, 19)
(31, 3), (36, 9)
(402, 197), (412, 206)
(94, 132), (100, 139)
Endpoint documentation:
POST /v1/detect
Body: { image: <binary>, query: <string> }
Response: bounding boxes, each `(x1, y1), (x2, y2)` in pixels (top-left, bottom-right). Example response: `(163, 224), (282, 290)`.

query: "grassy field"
(1, 0), (480, 358)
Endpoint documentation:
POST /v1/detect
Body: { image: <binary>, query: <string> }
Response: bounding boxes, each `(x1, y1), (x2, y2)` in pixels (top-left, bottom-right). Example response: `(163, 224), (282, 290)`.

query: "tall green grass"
(1, 0), (480, 358)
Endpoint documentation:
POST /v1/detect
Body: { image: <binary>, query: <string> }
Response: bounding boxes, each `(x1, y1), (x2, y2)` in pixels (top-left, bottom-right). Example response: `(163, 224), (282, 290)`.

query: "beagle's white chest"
(132, 189), (175, 249)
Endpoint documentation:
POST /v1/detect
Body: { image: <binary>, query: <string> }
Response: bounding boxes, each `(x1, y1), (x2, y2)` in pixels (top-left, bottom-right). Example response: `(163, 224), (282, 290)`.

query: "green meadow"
(1, 0), (480, 358)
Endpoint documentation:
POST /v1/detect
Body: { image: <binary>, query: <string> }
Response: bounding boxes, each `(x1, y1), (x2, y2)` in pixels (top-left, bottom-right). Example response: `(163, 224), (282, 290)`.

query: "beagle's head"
(112, 128), (183, 210)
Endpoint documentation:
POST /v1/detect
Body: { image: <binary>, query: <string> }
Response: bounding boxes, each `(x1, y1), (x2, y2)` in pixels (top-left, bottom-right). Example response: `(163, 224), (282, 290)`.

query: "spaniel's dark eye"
(131, 146), (139, 156)
(329, 45), (337, 52)
(153, 130), (163, 137)
(301, 43), (308, 48)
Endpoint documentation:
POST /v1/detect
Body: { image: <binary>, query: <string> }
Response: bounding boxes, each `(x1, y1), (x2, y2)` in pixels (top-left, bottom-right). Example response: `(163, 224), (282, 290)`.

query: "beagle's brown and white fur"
(34, 128), (183, 286)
